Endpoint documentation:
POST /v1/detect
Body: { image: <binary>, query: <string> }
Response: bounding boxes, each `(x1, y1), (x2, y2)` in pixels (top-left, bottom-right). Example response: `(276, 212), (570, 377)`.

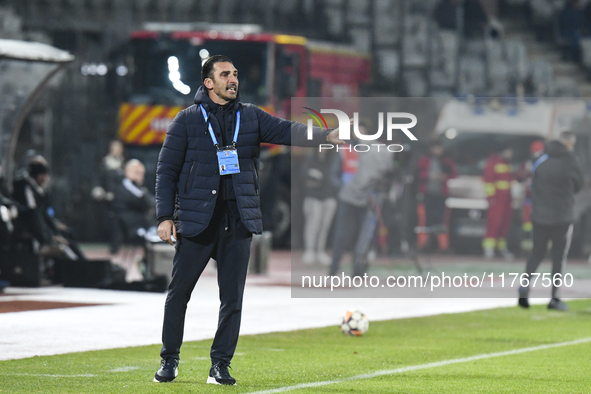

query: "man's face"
(205, 62), (239, 104)
(126, 165), (145, 185)
(110, 141), (123, 157)
(37, 174), (50, 189)
(430, 145), (443, 158)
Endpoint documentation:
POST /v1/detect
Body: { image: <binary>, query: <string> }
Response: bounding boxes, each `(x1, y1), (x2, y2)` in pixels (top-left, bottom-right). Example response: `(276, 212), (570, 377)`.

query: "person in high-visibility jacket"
(482, 146), (514, 259)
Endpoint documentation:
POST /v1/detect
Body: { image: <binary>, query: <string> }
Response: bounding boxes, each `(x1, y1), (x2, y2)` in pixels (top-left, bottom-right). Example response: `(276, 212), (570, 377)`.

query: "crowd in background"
(0, 142), (155, 285)
(299, 131), (555, 277)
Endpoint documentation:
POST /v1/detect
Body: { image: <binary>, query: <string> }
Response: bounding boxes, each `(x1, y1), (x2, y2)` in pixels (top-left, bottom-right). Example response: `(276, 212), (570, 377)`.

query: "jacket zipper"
(185, 161), (195, 193)
(254, 165), (260, 195)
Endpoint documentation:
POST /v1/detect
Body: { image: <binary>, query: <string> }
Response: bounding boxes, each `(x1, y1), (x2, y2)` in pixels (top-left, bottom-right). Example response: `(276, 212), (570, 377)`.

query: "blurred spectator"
(0, 158), (10, 198)
(12, 157), (55, 249)
(434, 0), (489, 39)
(111, 159), (154, 281)
(91, 140), (125, 254)
(301, 149), (339, 265)
(416, 141), (457, 251)
(482, 146), (514, 259)
(113, 159), (153, 247)
(329, 127), (395, 277)
(0, 158), (18, 248)
(96, 140), (125, 199)
(516, 140), (545, 252)
(559, 0), (586, 61)
(11, 156), (84, 261)
(331, 143), (359, 187)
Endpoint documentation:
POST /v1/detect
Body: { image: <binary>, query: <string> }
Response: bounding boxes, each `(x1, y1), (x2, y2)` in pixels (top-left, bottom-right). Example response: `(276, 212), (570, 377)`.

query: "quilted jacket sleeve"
(155, 110), (188, 222)
(254, 106), (327, 147)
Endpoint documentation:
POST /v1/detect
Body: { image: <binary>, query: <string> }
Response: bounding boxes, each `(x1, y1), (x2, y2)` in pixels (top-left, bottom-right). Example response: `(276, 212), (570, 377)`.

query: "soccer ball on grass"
(340, 310), (369, 336)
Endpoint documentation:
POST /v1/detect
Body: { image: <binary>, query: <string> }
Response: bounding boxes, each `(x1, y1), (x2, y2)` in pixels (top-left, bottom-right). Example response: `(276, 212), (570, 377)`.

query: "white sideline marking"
(246, 337), (591, 394)
(107, 366), (140, 373)
(8, 373), (96, 378)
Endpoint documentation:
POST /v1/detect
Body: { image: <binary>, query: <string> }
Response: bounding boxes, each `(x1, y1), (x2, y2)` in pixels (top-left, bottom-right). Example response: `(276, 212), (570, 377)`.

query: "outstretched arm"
(255, 106), (345, 147)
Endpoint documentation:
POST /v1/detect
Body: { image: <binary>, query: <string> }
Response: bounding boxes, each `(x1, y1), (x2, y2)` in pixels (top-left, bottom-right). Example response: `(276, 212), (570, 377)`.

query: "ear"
(204, 78), (214, 89)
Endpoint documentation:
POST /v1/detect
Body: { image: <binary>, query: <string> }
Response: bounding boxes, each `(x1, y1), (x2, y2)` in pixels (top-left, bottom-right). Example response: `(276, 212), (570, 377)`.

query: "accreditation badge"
(217, 148), (240, 175)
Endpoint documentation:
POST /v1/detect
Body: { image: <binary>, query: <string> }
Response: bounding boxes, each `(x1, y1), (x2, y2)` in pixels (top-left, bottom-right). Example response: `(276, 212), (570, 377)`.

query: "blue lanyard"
(199, 104), (240, 149)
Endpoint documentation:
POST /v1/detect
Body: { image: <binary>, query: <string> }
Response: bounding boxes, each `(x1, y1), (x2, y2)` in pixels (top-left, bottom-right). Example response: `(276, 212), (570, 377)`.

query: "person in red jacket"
(482, 146), (514, 259)
(416, 141), (457, 251)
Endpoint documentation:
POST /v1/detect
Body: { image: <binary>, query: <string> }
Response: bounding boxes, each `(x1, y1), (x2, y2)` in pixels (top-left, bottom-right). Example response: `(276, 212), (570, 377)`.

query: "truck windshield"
(128, 38), (269, 106)
(443, 133), (542, 175)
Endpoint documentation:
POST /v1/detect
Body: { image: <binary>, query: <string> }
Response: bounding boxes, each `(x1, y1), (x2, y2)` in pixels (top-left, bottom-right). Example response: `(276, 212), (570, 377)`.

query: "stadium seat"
(529, 61), (554, 96)
(403, 15), (429, 67)
(458, 56), (486, 95)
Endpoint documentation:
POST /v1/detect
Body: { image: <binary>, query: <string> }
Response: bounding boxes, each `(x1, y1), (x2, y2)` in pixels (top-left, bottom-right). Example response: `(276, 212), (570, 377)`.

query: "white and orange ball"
(340, 310), (369, 336)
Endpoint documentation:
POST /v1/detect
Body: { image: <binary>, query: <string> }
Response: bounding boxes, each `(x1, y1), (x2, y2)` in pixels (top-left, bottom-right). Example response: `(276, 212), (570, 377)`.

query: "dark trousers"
(523, 222), (573, 298)
(160, 201), (252, 364)
(329, 200), (367, 276)
(424, 193), (446, 226)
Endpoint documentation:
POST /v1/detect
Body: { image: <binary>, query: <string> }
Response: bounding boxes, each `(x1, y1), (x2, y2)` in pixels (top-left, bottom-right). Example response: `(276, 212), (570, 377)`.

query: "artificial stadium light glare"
(172, 80), (191, 95)
(167, 56), (190, 94)
(168, 70), (181, 82)
(116, 65), (128, 76)
(167, 56), (179, 67)
(96, 64), (108, 75)
(199, 49), (210, 59)
(445, 128), (458, 139)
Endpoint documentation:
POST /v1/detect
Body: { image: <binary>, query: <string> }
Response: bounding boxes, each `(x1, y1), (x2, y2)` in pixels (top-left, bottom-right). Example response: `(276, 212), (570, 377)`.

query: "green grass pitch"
(2, 300), (591, 393)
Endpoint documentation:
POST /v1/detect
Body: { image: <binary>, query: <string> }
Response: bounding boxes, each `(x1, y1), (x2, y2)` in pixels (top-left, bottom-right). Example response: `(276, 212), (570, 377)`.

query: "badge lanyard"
(200, 104), (241, 175)
(199, 104), (240, 149)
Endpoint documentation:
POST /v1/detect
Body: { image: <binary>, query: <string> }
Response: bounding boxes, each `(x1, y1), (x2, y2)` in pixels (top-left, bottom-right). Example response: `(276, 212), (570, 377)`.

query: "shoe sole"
(518, 298), (529, 309)
(548, 305), (569, 311)
(153, 371), (178, 383)
(207, 376), (236, 385)
(153, 377), (175, 383)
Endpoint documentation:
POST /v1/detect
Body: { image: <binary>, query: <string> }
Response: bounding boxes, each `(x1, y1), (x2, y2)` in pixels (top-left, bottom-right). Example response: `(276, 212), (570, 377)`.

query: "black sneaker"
(153, 358), (179, 382)
(518, 286), (529, 309)
(207, 362), (236, 385)
(548, 298), (569, 311)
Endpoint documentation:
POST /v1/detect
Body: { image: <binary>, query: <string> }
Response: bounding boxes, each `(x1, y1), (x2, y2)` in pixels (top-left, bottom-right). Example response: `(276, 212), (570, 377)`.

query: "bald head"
(125, 159), (145, 185)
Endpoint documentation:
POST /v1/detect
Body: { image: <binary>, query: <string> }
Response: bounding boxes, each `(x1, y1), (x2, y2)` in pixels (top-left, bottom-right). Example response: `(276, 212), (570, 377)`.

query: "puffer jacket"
(155, 86), (326, 237)
(531, 140), (584, 225)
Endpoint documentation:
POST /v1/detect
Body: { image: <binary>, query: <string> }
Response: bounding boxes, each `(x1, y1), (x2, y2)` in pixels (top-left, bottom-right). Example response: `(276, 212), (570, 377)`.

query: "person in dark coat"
(154, 55), (342, 385)
(518, 131), (584, 311)
(12, 157), (56, 249)
(112, 159), (153, 247)
(92, 140), (125, 254)
(0, 158), (18, 248)
(11, 156), (84, 261)
(111, 159), (153, 282)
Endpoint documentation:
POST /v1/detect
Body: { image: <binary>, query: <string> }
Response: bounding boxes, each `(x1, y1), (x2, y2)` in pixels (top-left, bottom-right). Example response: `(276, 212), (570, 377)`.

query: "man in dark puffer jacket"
(154, 55), (342, 385)
(518, 130), (583, 311)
